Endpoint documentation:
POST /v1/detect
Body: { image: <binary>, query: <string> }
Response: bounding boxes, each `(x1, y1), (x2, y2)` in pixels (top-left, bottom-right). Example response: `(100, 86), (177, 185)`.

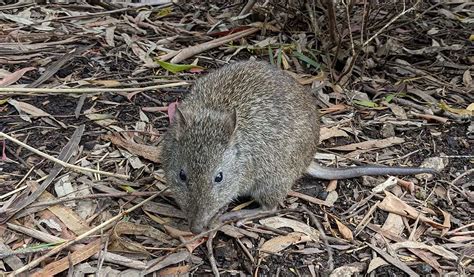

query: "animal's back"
(184, 61), (320, 199)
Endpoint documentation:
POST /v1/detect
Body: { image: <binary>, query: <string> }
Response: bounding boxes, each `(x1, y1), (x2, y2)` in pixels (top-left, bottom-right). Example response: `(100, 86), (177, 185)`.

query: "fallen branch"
(168, 27), (259, 64)
(0, 82), (189, 95)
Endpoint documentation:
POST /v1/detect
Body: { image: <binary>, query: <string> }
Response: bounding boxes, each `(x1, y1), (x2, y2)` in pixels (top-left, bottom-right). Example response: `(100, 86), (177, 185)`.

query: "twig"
(0, 132), (129, 180)
(0, 185), (27, 200)
(206, 231), (220, 277)
(301, 207), (334, 272)
(236, 238), (255, 263)
(169, 27), (259, 63)
(409, 111), (449, 124)
(0, 82), (189, 95)
(28, 191), (159, 208)
(362, 0), (421, 47)
(451, 168), (474, 185)
(324, 0), (337, 45)
(342, 0), (355, 56)
(7, 193), (161, 276)
(239, 0), (257, 16)
(366, 242), (420, 277)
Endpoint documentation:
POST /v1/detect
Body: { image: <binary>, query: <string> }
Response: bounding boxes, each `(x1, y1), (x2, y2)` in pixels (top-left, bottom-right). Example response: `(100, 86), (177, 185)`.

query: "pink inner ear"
(168, 101), (178, 124)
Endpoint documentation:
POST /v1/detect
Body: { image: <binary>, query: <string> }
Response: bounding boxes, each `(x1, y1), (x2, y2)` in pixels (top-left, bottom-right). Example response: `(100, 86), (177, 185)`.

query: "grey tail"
(306, 161), (437, 180)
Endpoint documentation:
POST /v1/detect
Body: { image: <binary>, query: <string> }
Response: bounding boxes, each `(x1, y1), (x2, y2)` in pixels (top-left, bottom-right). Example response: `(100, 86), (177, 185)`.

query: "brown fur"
(160, 61), (319, 233)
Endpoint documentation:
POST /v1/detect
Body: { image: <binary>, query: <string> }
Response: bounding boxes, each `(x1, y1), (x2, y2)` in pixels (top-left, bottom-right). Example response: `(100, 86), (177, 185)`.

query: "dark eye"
(214, 172), (223, 183)
(179, 169), (187, 182)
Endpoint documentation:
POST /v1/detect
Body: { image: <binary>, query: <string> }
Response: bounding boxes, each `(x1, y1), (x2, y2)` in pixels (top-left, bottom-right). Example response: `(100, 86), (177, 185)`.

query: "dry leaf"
(145, 251), (190, 275)
(367, 257), (388, 273)
(372, 176), (398, 193)
(0, 67), (35, 86)
(463, 69), (472, 87)
(391, 241), (457, 260)
(260, 216), (319, 241)
(329, 137), (405, 151)
(85, 113), (117, 127)
(90, 79), (122, 87)
(102, 133), (161, 163)
(319, 127), (349, 142)
(8, 99), (50, 122)
(379, 191), (448, 230)
(325, 191), (338, 207)
(329, 262), (366, 276)
(158, 265), (190, 276)
(334, 218), (353, 241)
(259, 232), (311, 257)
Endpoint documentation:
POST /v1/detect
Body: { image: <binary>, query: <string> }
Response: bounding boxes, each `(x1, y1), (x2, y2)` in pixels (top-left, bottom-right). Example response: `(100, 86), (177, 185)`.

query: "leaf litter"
(0, 1), (472, 276)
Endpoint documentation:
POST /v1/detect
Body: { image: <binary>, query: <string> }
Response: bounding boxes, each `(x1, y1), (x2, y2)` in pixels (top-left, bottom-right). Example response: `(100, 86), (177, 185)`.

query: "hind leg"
(250, 177), (295, 211)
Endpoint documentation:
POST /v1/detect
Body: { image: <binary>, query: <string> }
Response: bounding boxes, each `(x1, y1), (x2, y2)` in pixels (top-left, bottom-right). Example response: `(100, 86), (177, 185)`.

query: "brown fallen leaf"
(113, 221), (174, 244)
(334, 218), (353, 241)
(367, 257), (388, 274)
(462, 69), (472, 87)
(163, 225), (206, 253)
(319, 103), (350, 115)
(390, 241), (458, 261)
(328, 137), (405, 151)
(36, 185), (91, 236)
(102, 133), (161, 163)
(378, 191), (448, 230)
(142, 106), (169, 113)
(109, 226), (150, 256)
(329, 262), (366, 276)
(85, 112), (117, 128)
(89, 79), (122, 87)
(30, 239), (102, 277)
(158, 265), (190, 276)
(259, 232), (311, 257)
(319, 127), (349, 143)
(447, 236), (473, 243)
(259, 216), (319, 241)
(145, 251), (190, 275)
(284, 70), (326, 85)
(7, 99), (50, 122)
(0, 66), (35, 86)
(372, 176), (398, 193)
(438, 208), (452, 237)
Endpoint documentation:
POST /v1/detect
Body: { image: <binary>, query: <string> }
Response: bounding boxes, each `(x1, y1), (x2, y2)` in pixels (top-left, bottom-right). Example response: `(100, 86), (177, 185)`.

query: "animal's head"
(161, 105), (244, 233)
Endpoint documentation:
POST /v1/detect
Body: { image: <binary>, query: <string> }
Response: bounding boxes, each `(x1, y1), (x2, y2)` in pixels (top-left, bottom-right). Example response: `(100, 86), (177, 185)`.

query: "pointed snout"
(189, 210), (217, 234)
(190, 222), (207, 234)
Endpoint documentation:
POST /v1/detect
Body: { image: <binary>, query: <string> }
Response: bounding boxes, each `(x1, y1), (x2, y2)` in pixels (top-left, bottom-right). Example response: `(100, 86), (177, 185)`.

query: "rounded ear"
(174, 106), (187, 140)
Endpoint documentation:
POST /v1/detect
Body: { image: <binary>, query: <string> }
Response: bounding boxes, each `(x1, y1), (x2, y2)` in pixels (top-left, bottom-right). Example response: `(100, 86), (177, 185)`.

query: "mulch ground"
(0, 1), (473, 276)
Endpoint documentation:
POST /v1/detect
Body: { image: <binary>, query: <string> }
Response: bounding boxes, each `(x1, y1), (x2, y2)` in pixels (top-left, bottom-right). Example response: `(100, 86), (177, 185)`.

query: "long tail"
(306, 161), (437, 180)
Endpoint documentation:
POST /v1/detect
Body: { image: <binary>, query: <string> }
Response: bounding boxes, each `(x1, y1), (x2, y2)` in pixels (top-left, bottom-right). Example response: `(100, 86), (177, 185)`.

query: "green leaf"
(120, 185), (135, 193)
(156, 60), (204, 74)
(268, 46), (274, 65)
(276, 48), (282, 68)
(384, 94), (395, 103)
(353, 99), (378, 108)
(156, 7), (172, 17)
(293, 51), (320, 70)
